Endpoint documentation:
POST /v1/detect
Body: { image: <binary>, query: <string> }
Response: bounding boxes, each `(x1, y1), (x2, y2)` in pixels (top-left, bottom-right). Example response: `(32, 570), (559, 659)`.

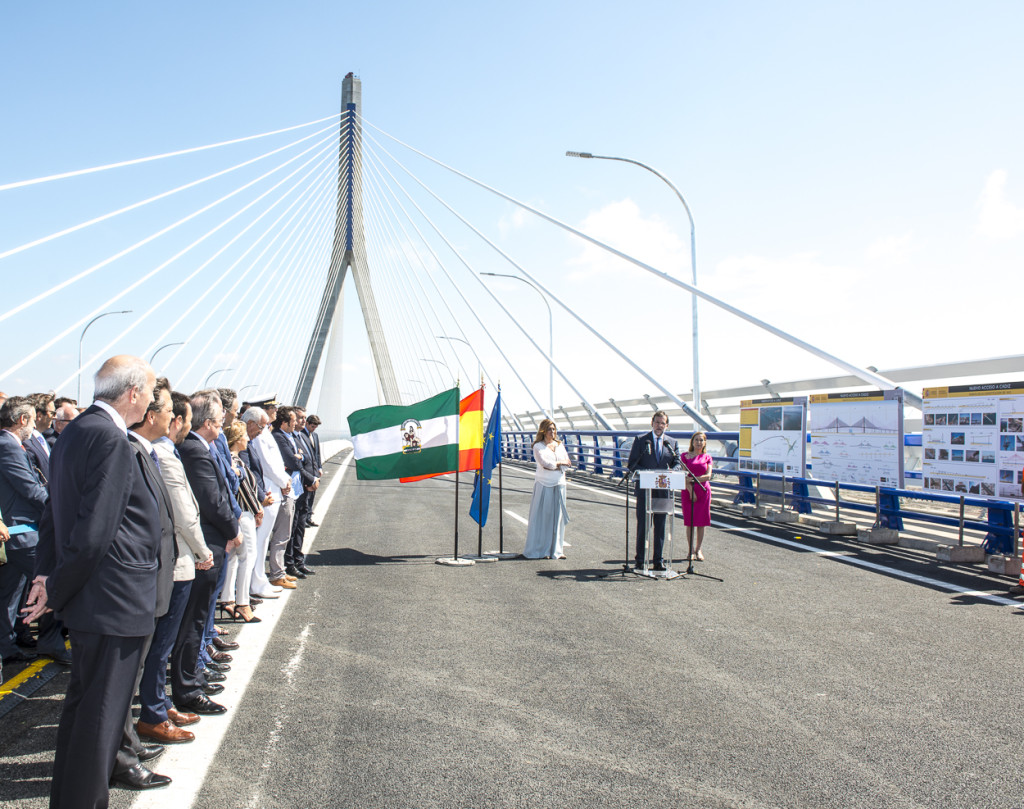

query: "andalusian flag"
(400, 388), (484, 483)
(348, 389), (460, 480)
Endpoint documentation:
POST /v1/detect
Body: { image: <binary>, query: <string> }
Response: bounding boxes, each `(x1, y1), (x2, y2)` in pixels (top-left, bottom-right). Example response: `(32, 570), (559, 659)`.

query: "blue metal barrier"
(500, 430), (1020, 555)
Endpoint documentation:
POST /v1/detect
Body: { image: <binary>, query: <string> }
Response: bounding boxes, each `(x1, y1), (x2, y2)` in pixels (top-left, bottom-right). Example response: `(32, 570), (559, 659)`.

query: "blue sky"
(1, 2), (1022, 425)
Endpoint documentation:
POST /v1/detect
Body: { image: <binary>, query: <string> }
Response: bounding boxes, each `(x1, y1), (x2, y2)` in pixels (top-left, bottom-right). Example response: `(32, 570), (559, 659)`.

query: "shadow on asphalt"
(309, 547), (433, 566)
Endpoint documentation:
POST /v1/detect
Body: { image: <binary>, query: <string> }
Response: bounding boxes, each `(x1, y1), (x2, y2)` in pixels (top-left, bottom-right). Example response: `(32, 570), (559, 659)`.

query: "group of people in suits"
(2, 355), (325, 808)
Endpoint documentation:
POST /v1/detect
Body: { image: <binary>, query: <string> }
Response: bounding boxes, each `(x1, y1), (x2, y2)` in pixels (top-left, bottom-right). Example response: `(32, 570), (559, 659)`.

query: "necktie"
(655, 438), (661, 463)
(150, 448), (161, 472)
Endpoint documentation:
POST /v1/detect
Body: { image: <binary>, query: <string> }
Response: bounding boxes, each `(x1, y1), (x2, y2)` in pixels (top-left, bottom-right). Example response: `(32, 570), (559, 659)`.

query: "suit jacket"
(294, 429), (319, 485)
(42, 426), (58, 449)
(627, 431), (681, 499)
(44, 404), (163, 637)
(213, 432), (242, 519)
(303, 428), (323, 472)
(129, 436), (176, 618)
(178, 432), (239, 548)
(153, 437), (210, 582)
(276, 430), (315, 489)
(24, 432), (50, 487)
(239, 445), (267, 502)
(0, 429), (48, 550)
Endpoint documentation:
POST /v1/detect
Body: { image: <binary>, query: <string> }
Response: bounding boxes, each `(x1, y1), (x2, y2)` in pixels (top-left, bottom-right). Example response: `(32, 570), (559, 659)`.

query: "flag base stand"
(436, 557), (475, 566)
(633, 566), (684, 581)
(485, 551), (519, 560)
(460, 554), (498, 563)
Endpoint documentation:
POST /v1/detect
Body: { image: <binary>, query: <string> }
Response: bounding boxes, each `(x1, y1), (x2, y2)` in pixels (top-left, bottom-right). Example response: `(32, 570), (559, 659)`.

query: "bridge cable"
(0, 113), (341, 192)
(361, 116), (920, 409)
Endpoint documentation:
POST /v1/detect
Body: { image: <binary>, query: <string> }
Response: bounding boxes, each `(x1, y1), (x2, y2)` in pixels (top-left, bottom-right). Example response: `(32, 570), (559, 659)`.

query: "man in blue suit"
(0, 397), (66, 665)
(22, 355), (161, 809)
(626, 411), (681, 570)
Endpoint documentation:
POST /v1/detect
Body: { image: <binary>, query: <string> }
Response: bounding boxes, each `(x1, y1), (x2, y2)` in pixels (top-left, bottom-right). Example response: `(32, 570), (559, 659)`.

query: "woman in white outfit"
(522, 419), (572, 559)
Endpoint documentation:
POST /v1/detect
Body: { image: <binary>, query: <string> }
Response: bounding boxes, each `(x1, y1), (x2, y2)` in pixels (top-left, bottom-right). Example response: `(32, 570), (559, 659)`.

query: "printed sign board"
(809, 390), (904, 487)
(738, 397), (807, 477)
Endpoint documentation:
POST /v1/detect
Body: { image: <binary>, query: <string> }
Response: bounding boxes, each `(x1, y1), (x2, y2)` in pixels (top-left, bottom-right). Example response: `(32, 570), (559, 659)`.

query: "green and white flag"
(348, 388), (460, 480)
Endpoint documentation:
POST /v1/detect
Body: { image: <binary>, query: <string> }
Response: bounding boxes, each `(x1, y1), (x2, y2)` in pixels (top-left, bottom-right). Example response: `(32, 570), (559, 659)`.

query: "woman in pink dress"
(681, 431), (713, 560)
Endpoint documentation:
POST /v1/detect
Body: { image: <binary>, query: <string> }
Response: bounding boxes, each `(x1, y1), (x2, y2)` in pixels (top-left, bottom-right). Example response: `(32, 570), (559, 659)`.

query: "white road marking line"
(717, 520), (1021, 608)
(504, 509), (528, 526)
(131, 447), (351, 809)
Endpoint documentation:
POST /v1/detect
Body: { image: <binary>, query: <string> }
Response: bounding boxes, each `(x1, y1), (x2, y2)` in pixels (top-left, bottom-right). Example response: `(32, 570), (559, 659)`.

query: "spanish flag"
(400, 388), (484, 482)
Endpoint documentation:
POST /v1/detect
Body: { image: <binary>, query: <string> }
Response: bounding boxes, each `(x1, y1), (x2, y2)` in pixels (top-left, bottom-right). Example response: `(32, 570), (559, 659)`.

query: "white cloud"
(865, 232), (915, 263)
(567, 199), (687, 281)
(497, 207), (529, 237)
(975, 169), (1024, 239)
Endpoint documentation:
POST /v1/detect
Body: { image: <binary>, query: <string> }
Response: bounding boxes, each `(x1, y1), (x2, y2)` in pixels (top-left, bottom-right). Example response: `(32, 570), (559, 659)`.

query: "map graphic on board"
(738, 398), (806, 476)
(809, 390), (904, 487)
(921, 381), (1024, 500)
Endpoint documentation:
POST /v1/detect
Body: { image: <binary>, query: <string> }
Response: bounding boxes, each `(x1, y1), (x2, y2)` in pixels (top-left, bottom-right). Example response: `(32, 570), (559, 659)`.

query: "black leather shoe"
(212, 636), (239, 651)
(176, 694), (227, 715)
(297, 566), (315, 576)
(110, 763), (171, 790)
(285, 566), (306, 579)
(203, 668), (226, 683)
(16, 632), (36, 648)
(39, 647), (72, 666)
(206, 660), (231, 673)
(306, 520), (318, 527)
(2, 650), (37, 663)
(138, 743), (164, 762)
(206, 646), (232, 662)
(202, 682), (225, 696)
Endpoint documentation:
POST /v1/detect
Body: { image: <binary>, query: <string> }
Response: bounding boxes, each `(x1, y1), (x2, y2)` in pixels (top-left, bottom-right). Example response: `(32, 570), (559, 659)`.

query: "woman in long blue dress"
(522, 419), (572, 559)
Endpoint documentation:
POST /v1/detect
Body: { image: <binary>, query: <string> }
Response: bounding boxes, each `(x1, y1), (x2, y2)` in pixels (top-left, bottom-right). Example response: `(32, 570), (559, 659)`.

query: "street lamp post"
(419, 358), (457, 387)
(566, 150), (701, 414)
(150, 341), (185, 366)
(436, 336), (481, 386)
(481, 272), (553, 418)
(78, 309), (132, 403)
(204, 368), (234, 387)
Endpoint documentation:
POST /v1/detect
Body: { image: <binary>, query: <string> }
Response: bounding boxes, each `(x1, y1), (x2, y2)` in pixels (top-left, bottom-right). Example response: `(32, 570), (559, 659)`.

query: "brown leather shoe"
(137, 720), (195, 744)
(284, 574), (298, 582)
(269, 578), (297, 589)
(166, 708), (200, 726)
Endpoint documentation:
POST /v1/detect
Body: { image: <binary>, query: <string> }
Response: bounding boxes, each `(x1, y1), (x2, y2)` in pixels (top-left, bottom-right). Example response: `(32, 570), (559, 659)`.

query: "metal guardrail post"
(755, 473), (761, 508)
(958, 496), (965, 547)
(1015, 502), (1020, 558)
(834, 480), (840, 522)
(874, 485), (881, 528)
(593, 435), (603, 476)
(781, 473), (787, 511)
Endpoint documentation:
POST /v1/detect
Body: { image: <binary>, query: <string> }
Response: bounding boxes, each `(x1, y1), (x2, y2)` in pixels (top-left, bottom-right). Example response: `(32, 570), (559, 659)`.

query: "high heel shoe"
(235, 605), (261, 623)
(217, 602), (239, 621)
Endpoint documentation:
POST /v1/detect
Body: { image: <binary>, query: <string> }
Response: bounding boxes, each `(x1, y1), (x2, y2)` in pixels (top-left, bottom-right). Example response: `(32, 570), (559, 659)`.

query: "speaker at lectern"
(634, 470), (688, 579)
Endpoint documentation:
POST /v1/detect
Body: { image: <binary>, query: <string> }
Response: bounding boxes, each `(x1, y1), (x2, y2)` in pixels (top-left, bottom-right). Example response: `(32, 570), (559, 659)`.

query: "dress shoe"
(206, 660), (231, 673)
(306, 520), (318, 527)
(138, 743), (164, 762)
(269, 577), (297, 589)
(286, 566), (306, 579)
(137, 719), (195, 744)
(176, 694), (227, 715)
(39, 647), (72, 666)
(1, 650), (37, 663)
(110, 763), (171, 791)
(251, 589), (279, 599)
(249, 596), (263, 605)
(202, 682), (225, 696)
(15, 632), (36, 648)
(166, 707), (200, 726)
(297, 566), (315, 576)
(214, 625), (231, 636)
(203, 668), (226, 683)
(206, 648), (232, 663)
(212, 636), (239, 651)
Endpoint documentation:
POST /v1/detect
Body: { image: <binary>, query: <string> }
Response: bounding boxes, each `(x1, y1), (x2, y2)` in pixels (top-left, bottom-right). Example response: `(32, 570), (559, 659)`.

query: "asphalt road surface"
(2, 450), (1023, 809)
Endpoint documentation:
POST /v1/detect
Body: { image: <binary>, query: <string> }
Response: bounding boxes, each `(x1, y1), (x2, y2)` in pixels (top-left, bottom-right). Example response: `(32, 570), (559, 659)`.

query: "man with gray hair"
(23, 355), (162, 809)
(243, 406), (292, 597)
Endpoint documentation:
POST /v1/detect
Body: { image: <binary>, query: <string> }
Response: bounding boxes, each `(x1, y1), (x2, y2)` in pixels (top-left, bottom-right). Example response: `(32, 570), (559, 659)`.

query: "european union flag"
(470, 392), (501, 526)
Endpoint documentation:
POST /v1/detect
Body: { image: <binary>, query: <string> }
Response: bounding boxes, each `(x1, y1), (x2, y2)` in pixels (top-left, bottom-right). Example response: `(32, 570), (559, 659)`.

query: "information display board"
(738, 397), (807, 477)
(921, 381), (1024, 500)
(809, 390), (904, 487)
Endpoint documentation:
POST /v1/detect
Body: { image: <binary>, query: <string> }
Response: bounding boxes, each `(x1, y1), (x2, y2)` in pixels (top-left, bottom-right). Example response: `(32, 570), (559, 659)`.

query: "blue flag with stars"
(470, 392), (501, 526)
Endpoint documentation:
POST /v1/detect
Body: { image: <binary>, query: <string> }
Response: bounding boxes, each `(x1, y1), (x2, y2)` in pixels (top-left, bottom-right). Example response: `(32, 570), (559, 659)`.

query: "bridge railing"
(500, 430), (1021, 556)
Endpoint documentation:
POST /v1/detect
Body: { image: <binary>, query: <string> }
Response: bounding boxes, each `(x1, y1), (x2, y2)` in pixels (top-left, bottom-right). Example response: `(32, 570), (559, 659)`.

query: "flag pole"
(437, 380), (474, 566)
(497, 383), (504, 553)
(477, 378), (484, 556)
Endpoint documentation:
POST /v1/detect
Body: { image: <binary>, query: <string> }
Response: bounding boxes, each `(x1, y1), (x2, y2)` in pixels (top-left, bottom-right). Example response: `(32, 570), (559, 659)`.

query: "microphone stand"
(600, 469), (639, 579)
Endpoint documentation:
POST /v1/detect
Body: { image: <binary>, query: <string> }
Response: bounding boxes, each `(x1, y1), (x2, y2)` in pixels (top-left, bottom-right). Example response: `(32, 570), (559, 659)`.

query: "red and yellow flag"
(400, 388), (484, 482)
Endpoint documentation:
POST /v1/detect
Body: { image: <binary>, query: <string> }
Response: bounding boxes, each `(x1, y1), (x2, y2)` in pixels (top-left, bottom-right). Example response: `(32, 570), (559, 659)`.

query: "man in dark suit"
(23, 393), (55, 485)
(0, 397), (66, 665)
(301, 413), (324, 527)
(170, 390), (241, 716)
(22, 355), (161, 809)
(626, 411), (680, 570)
(276, 408), (317, 579)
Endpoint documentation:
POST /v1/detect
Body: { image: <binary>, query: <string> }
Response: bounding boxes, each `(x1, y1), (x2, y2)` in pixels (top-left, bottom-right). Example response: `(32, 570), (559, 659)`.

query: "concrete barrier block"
(898, 536), (941, 552)
(767, 510), (798, 524)
(936, 544), (985, 563)
(987, 555), (1022, 577)
(819, 521), (858, 536)
(742, 506), (768, 518)
(859, 527), (899, 544)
